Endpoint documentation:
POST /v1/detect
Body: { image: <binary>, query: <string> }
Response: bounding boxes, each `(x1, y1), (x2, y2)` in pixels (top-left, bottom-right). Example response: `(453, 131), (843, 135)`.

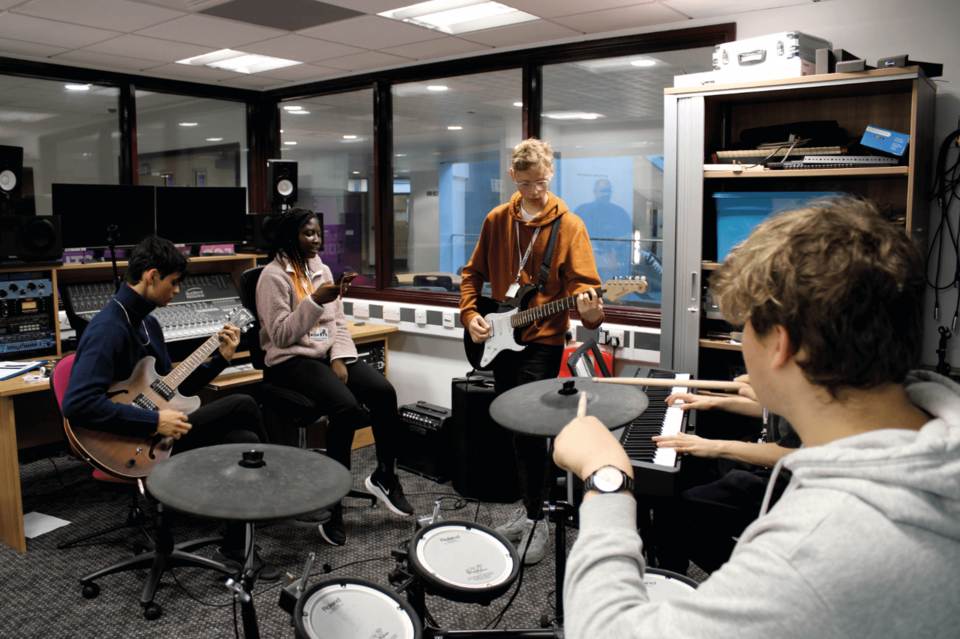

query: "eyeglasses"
(516, 180), (550, 191)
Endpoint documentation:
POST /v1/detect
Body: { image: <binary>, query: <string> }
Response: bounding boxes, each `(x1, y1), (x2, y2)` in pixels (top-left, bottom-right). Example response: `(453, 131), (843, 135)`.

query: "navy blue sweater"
(62, 284), (228, 437)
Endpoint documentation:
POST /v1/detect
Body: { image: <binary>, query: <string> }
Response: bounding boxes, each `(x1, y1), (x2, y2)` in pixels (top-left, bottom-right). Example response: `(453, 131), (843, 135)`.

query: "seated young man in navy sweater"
(62, 235), (279, 582)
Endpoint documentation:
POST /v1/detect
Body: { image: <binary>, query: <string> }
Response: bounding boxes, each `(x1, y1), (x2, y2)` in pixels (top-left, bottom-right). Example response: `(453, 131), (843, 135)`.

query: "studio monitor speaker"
(266, 159), (297, 205)
(0, 215), (62, 264)
(0, 145), (24, 202)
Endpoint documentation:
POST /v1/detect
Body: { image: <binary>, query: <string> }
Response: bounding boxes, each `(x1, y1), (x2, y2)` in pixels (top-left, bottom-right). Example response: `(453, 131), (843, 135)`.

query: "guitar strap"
(536, 218), (562, 294)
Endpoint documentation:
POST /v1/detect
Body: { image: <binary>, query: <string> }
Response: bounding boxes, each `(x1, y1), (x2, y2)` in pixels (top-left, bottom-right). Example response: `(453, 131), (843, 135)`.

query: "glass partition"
(391, 69), (522, 293)
(280, 89), (375, 285)
(542, 47), (713, 310)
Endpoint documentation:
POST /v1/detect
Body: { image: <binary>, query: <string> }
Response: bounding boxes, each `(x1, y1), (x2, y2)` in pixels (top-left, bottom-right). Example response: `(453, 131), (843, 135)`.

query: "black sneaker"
(319, 503), (346, 546)
(213, 545), (281, 583)
(365, 472), (414, 516)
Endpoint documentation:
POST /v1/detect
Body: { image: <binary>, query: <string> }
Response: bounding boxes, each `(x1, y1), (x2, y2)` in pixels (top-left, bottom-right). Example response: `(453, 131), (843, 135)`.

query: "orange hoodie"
(460, 191), (603, 346)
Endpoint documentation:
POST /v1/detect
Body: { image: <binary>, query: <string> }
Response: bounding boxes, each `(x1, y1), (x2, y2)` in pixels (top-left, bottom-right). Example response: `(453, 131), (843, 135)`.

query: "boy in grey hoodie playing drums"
(556, 197), (960, 639)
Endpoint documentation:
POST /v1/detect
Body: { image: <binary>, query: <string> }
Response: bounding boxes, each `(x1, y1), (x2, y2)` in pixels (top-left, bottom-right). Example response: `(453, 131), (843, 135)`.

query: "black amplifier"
(356, 340), (387, 376)
(397, 401), (452, 482)
(399, 401), (452, 432)
(0, 272), (57, 359)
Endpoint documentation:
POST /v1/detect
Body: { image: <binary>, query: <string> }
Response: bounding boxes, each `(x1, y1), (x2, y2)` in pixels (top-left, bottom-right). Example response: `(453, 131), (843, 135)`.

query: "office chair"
(237, 266), (376, 507)
(565, 338), (612, 378)
(51, 355), (233, 620)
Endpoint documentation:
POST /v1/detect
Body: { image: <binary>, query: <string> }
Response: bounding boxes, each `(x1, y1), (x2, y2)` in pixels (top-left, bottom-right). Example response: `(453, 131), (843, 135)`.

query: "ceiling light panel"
(380, 0), (537, 35)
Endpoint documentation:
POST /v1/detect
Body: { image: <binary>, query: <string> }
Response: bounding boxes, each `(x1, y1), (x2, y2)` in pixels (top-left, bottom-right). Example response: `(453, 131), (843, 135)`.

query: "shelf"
(704, 167), (909, 179)
(702, 262), (722, 270)
(700, 338), (742, 351)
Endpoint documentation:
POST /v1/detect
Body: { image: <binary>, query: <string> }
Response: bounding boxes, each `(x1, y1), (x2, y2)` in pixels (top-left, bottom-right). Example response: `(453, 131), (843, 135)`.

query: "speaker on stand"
(0, 145), (24, 217)
(266, 159), (298, 213)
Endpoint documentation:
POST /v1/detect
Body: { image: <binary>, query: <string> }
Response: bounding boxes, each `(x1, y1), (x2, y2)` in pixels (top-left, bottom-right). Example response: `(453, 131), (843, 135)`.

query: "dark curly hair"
(125, 235), (188, 285)
(711, 197), (924, 398)
(267, 208), (321, 272)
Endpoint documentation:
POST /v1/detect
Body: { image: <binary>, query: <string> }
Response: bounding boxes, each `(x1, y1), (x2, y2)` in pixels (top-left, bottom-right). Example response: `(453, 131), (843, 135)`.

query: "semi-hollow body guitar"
(463, 278), (648, 371)
(63, 308), (255, 479)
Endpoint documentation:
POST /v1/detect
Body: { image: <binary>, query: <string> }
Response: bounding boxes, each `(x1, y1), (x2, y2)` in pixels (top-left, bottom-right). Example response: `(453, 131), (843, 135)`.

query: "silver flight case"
(712, 31), (832, 82)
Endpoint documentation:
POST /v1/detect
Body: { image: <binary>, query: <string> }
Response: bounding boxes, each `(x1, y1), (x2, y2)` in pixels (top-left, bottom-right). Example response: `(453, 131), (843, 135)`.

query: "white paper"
(23, 511), (71, 539)
(0, 361), (44, 381)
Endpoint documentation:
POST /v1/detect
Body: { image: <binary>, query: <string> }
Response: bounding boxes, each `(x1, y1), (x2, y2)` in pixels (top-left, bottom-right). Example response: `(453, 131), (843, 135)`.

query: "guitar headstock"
(601, 277), (649, 302)
(226, 307), (257, 334)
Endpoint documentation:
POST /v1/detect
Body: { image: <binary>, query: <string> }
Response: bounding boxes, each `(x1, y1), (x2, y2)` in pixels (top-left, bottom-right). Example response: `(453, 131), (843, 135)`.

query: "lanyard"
(514, 222), (541, 284)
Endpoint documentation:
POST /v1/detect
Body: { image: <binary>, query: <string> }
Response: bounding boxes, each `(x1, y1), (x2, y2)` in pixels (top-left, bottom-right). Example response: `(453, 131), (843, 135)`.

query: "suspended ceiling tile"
(83, 34), (217, 63)
(255, 63), (343, 82)
(552, 3), (689, 33)
(135, 0), (232, 10)
(503, 0), (651, 19)
(320, 50), (413, 71)
(382, 36), (491, 61)
(134, 13), (286, 48)
(240, 34), (365, 63)
(0, 38), (71, 58)
(216, 74), (292, 89)
(142, 62), (239, 81)
(318, 0), (417, 13)
(297, 15), (444, 49)
(0, 12), (120, 49)
(662, 0), (811, 19)
(52, 50), (167, 72)
(458, 19), (582, 47)
(199, 0), (364, 32)
(14, 0), (186, 32)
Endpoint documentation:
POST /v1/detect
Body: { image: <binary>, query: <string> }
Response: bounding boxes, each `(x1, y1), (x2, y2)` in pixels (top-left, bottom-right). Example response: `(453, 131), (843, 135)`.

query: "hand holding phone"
(337, 271), (357, 296)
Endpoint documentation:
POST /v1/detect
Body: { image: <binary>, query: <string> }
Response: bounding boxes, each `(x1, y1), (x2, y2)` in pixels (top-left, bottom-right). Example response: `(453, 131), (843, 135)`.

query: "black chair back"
(566, 338), (612, 378)
(238, 266), (267, 371)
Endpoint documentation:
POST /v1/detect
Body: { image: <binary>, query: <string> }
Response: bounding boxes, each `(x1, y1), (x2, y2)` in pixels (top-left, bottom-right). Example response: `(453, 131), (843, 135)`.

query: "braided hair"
(267, 207), (322, 302)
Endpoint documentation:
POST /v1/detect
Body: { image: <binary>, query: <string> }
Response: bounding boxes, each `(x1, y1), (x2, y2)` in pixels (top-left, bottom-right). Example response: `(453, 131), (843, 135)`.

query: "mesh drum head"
(414, 522), (516, 590)
(643, 568), (698, 603)
(295, 578), (420, 639)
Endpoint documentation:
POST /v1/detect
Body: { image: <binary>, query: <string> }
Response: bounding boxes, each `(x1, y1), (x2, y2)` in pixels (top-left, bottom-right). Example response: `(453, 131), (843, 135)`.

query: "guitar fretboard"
(159, 334), (223, 391)
(510, 286), (603, 329)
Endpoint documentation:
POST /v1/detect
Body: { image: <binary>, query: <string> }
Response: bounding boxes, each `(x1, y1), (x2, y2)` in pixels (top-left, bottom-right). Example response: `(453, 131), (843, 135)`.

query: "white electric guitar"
(463, 278), (648, 371)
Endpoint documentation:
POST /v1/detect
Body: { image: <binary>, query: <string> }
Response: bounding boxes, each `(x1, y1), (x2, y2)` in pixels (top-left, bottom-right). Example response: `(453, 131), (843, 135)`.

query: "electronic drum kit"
(147, 379), (697, 639)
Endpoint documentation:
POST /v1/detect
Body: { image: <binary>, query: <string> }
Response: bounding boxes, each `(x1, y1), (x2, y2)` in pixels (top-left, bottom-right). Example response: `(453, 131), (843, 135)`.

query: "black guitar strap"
(536, 219), (562, 294)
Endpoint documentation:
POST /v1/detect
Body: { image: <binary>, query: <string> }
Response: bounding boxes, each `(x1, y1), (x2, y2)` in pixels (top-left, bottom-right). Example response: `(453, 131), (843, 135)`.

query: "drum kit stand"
(146, 378), (688, 639)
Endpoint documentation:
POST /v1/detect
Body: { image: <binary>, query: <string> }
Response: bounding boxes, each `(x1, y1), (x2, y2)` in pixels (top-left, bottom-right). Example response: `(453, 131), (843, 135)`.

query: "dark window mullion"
(374, 81), (393, 290)
(119, 83), (136, 185)
(522, 61), (542, 141)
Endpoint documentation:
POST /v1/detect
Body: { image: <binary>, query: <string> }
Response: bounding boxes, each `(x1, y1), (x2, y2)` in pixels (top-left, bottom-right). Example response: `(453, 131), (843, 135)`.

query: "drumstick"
(592, 377), (748, 392)
(577, 391), (588, 418)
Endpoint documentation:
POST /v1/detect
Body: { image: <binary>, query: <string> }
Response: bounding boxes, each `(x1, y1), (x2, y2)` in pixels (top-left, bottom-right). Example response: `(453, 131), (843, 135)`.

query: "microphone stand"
(106, 225), (122, 293)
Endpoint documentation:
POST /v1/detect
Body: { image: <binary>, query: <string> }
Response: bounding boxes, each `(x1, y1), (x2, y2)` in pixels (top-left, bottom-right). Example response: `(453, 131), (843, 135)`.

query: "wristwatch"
(583, 465), (634, 494)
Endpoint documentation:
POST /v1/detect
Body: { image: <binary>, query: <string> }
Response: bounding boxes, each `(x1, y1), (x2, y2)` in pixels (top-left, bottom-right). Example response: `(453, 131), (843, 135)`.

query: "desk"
(0, 322), (398, 553)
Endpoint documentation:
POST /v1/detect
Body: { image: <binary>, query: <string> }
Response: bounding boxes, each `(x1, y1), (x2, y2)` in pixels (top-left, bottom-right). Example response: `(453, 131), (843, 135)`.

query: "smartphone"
(337, 271), (357, 297)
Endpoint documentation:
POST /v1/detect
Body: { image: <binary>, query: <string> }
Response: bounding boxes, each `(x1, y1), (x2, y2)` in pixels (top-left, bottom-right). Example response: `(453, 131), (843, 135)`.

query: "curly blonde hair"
(511, 138), (554, 173)
(711, 197), (924, 396)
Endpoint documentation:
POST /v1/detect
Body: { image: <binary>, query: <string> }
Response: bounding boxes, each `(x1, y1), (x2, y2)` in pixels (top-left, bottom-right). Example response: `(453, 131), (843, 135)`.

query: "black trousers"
(492, 342), (564, 521)
(170, 394), (266, 550)
(264, 356), (398, 472)
(652, 456), (792, 575)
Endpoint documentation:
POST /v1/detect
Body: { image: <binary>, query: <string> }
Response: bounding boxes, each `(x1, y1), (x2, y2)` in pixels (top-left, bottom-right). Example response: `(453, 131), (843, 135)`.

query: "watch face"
(592, 466), (624, 492)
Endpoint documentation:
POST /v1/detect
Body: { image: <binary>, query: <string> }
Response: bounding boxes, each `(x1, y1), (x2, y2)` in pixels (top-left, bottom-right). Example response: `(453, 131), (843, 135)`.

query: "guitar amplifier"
(397, 401), (452, 482)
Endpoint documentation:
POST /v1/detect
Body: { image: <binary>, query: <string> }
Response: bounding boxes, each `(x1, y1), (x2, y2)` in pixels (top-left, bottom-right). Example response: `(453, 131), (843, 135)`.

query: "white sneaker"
(494, 507), (528, 542)
(518, 519), (549, 565)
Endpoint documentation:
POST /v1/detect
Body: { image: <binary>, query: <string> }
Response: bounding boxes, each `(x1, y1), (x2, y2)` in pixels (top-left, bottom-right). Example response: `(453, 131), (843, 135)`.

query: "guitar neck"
(160, 334), (222, 391)
(511, 286), (602, 329)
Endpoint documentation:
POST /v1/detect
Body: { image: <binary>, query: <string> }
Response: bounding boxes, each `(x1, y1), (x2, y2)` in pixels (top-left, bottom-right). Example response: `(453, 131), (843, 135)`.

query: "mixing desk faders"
(63, 273), (246, 342)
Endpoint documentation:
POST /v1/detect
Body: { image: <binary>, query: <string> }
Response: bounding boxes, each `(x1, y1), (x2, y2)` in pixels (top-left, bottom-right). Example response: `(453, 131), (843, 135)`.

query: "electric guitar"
(63, 308), (256, 479)
(463, 278), (649, 371)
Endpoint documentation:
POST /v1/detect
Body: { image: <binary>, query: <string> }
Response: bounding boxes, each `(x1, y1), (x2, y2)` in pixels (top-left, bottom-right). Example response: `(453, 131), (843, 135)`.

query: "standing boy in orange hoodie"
(460, 138), (604, 564)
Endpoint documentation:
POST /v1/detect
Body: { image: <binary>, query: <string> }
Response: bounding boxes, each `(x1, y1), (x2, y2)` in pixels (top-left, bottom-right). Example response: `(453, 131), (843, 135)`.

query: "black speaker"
(0, 215), (62, 264)
(0, 145), (23, 202)
(450, 374), (521, 503)
(266, 159), (297, 205)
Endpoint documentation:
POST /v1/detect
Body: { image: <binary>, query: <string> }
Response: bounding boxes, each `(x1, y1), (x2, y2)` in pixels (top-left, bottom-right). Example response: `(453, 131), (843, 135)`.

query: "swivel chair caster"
(143, 602), (162, 620)
(81, 583), (100, 599)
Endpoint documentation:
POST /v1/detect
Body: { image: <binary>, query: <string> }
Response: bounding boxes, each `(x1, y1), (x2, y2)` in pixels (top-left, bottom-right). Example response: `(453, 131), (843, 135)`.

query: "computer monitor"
(155, 186), (248, 247)
(52, 183), (156, 250)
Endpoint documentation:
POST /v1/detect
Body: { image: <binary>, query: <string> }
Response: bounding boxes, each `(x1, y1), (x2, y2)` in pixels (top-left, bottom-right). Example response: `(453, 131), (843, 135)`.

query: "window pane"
(392, 70), (522, 293)
(280, 90), (375, 285)
(0, 76), (120, 216)
(542, 48), (713, 310)
(136, 92), (246, 190)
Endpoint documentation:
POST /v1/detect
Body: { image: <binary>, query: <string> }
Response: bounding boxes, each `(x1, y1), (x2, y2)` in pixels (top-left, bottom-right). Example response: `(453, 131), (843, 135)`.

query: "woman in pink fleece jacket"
(256, 208), (413, 547)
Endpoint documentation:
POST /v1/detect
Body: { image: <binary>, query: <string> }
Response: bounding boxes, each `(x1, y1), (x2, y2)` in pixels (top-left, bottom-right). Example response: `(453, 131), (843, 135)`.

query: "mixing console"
(63, 273), (246, 343)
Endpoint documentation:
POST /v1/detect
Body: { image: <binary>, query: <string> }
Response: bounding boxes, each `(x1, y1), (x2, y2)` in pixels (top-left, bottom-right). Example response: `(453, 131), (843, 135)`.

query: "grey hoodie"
(564, 370), (960, 638)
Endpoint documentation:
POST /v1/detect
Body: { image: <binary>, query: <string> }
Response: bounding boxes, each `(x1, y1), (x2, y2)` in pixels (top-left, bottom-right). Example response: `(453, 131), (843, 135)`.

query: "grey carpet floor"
(0, 446), (704, 638)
